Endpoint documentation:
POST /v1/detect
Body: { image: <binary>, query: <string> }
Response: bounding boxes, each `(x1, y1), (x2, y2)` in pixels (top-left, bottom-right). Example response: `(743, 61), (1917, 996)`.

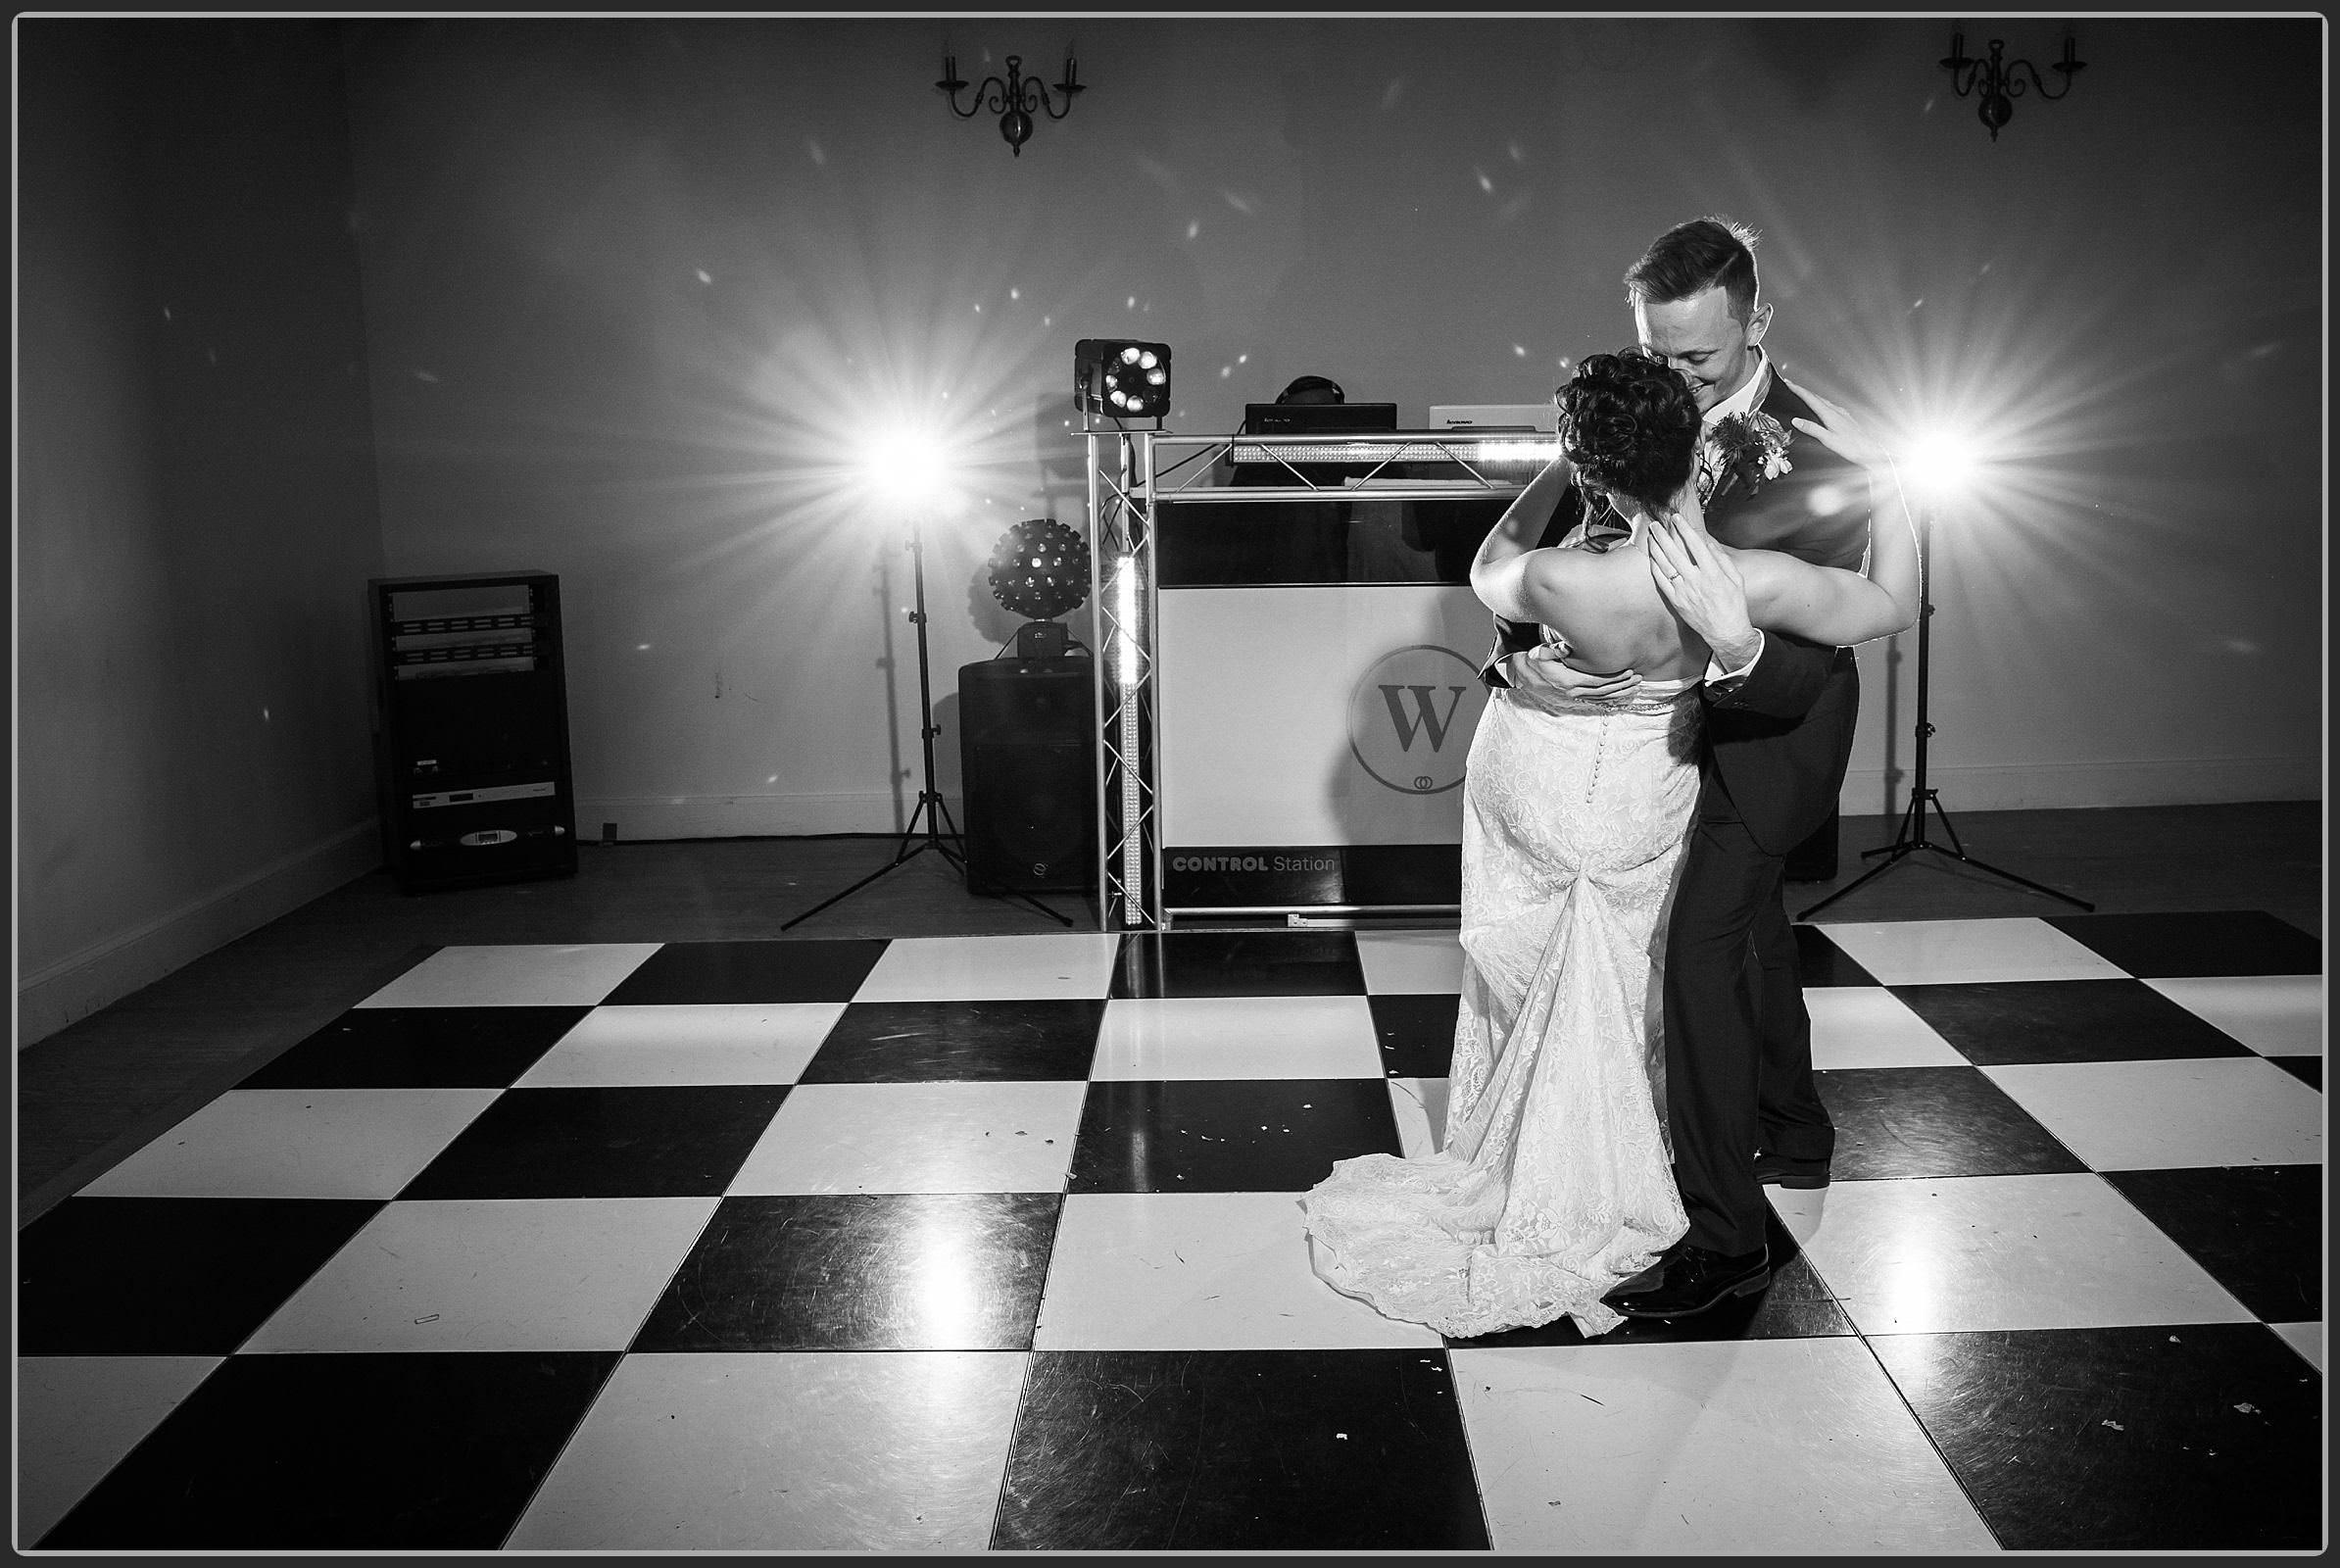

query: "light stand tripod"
(784, 520), (1072, 930)
(1797, 498), (2092, 921)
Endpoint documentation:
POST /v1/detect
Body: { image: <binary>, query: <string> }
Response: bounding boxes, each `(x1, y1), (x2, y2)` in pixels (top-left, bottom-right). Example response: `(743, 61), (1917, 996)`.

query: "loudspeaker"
(959, 657), (1095, 895)
(370, 571), (578, 892)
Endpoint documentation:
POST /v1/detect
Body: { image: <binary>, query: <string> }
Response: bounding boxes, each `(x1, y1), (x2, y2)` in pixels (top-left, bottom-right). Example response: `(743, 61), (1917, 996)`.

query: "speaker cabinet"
(958, 657), (1096, 896)
(370, 571), (578, 892)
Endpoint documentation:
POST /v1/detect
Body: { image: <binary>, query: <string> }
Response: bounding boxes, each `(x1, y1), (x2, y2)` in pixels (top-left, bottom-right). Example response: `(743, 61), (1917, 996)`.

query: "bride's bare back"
(1526, 534), (1715, 681)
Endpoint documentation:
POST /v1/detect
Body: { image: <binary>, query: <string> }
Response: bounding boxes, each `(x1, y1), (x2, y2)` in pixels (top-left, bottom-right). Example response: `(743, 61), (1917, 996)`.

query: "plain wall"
(17, 21), (387, 1041)
(338, 16), (2320, 840)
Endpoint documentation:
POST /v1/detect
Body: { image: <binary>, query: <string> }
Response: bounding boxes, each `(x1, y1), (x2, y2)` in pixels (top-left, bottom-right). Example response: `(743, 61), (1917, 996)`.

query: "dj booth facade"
(1081, 427), (1552, 928)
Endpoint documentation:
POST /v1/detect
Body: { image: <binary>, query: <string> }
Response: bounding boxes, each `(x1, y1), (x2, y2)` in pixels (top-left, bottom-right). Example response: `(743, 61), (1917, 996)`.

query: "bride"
(1300, 352), (1919, 1338)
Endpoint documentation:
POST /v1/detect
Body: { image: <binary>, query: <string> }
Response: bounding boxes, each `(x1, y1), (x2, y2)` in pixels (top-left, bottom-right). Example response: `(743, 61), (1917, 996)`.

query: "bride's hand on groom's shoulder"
(1650, 517), (1757, 654)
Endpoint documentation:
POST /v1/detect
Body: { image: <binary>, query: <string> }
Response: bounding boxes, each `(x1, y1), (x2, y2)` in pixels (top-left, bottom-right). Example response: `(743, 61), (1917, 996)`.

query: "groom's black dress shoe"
(1604, 1245), (1771, 1319)
(1753, 1151), (1831, 1189)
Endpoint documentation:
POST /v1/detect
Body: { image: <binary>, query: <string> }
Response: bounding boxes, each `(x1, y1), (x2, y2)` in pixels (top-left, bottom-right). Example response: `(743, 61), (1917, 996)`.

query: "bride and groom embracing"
(1301, 217), (1921, 1337)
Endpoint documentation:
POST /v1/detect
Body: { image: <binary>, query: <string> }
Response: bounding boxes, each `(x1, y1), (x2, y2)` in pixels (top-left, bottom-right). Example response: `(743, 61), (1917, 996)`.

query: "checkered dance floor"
(18, 910), (2323, 1551)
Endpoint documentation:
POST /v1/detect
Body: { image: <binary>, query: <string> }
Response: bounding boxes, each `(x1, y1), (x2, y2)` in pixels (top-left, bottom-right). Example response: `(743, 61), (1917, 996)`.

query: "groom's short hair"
(1625, 217), (1762, 324)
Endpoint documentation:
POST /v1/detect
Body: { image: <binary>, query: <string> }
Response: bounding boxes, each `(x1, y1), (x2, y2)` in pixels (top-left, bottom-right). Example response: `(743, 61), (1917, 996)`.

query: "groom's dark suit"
(1480, 366), (1870, 1259)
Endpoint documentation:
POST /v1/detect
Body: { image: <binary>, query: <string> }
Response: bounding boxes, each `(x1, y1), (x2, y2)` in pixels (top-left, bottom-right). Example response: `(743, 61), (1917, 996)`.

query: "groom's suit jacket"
(1478, 367), (1871, 855)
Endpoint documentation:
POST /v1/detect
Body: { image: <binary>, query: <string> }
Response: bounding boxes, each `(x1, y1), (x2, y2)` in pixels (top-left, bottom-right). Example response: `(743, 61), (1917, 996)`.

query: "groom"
(1482, 217), (1869, 1317)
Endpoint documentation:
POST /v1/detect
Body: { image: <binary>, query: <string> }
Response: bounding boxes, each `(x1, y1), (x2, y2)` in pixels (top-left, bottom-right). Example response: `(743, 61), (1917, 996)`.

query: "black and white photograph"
(14, 11), (2324, 1554)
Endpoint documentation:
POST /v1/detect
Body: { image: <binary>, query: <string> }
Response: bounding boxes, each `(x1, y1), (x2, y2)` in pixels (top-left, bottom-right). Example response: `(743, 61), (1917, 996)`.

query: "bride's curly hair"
(1555, 352), (1702, 512)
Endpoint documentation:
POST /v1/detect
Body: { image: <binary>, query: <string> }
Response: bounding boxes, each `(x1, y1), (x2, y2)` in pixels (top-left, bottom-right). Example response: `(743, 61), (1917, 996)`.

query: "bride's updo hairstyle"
(1556, 352), (1702, 513)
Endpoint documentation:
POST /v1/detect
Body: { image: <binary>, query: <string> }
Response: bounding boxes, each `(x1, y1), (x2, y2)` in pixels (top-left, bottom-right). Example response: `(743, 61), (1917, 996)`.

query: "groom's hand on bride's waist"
(1505, 644), (1641, 702)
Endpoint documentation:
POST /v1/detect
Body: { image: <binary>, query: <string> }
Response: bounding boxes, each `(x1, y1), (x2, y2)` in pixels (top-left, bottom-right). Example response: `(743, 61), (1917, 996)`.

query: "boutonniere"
(1709, 411), (1794, 502)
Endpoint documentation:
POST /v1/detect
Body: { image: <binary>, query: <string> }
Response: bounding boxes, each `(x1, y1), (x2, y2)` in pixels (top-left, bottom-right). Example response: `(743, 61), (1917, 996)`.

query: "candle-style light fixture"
(1939, 27), (2084, 141)
(938, 49), (1084, 157)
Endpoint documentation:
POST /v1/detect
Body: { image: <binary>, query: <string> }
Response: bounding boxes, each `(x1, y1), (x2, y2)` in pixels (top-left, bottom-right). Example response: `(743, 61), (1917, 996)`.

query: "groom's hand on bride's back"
(1505, 644), (1642, 702)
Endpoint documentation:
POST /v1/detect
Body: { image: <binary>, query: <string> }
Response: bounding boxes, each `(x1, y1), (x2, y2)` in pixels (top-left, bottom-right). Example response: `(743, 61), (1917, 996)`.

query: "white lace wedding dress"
(1301, 668), (1703, 1337)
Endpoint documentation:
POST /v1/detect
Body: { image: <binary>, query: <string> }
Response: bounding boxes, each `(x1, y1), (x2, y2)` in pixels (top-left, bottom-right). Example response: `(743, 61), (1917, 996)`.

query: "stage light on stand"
(1797, 420), (2091, 921)
(786, 422), (1071, 930)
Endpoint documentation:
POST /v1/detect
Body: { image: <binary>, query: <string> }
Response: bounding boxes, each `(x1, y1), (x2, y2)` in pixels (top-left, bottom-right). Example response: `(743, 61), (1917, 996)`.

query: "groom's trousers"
(1665, 643), (1856, 1259)
(1664, 792), (1837, 1257)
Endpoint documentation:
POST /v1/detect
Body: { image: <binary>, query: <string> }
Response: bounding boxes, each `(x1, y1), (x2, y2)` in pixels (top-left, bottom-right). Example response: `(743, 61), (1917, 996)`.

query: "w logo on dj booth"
(1346, 644), (1489, 796)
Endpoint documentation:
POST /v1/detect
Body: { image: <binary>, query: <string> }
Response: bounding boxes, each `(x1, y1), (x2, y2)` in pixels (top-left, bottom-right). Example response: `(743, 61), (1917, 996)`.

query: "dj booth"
(1080, 414), (1555, 928)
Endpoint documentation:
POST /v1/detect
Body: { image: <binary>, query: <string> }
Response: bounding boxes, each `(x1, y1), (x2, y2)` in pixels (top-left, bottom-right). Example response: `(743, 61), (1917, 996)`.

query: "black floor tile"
(799, 999), (1104, 1083)
(39, 1349), (620, 1550)
(630, 1192), (1058, 1351)
(2267, 1054), (2320, 1091)
(992, 1348), (1488, 1551)
(396, 1085), (789, 1199)
(1872, 1323), (2322, 1551)
(1111, 931), (1366, 998)
(1069, 1078), (1399, 1193)
(237, 1006), (591, 1089)
(1366, 993), (1459, 1078)
(1818, 1065), (2087, 1180)
(2045, 910), (2322, 978)
(1449, 1206), (1848, 1347)
(18, 1197), (382, 1355)
(1889, 978), (2256, 1066)
(1792, 923), (1879, 987)
(2102, 1165), (2321, 1322)
(598, 938), (890, 1004)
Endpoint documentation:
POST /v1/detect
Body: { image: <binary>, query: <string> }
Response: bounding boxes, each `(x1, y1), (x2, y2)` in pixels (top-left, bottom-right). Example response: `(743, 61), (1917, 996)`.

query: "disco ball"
(986, 517), (1091, 620)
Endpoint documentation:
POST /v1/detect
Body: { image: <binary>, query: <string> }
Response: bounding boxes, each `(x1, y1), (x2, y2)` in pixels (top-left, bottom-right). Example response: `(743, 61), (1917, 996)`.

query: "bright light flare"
(859, 428), (953, 508)
(1901, 428), (1983, 499)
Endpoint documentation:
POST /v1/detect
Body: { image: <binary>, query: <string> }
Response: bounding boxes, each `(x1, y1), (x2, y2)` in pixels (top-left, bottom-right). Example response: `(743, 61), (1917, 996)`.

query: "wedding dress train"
(1301, 673), (1702, 1338)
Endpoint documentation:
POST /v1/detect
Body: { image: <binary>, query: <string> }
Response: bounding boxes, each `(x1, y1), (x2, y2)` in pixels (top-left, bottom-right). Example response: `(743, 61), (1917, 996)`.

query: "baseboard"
(574, 790), (963, 842)
(1838, 756), (2321, 815)
(16, 820), (382, 1050)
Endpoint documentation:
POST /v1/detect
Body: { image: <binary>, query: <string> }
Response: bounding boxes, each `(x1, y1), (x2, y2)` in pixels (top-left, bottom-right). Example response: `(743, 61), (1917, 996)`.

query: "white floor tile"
(1771, 1173), (2255, 1334)
(1805, 987), (1969, 1069)
(1982, 1056), (2322, 1169)
(1034, 1192), (1442, 1350)
(1090, 995), (1383, 1081)
(355, 943), (662, 1007)
(508, 1350), (1026, 1551)
(17, 1355), (221, 1544)
(725, 1081), (1085, 1195)
(1354, 929), (1465, 994)
(512, 1004), (844, 1087)
(1389, 1076), (1450, 1159)
(1815, 917), (2128, 985)
(1450, 1339), (1996, 1553)
(242, 1198), (719, 1352)
(74, 1089), (499, 1200)
(2145, 975), (2325, 1058)
(850, 933), (1122, 1002)
(2270, 1321), (2323, 1373)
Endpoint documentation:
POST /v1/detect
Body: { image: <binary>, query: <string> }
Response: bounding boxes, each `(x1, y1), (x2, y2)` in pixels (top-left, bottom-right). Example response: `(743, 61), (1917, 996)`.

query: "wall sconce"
(1940, 28), (2084, 141)
(938, 49), (1084, 157)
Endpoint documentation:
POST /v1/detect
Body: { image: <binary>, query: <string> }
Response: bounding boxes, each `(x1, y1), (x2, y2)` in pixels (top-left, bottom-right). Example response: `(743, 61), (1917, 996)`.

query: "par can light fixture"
(1074, 339), (1173, 422)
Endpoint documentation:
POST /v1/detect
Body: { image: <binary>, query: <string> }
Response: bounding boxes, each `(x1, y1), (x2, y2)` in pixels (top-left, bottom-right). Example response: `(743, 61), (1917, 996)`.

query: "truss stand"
(785, 519), (1071, 930)
(1797, 501), (2092, 921)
